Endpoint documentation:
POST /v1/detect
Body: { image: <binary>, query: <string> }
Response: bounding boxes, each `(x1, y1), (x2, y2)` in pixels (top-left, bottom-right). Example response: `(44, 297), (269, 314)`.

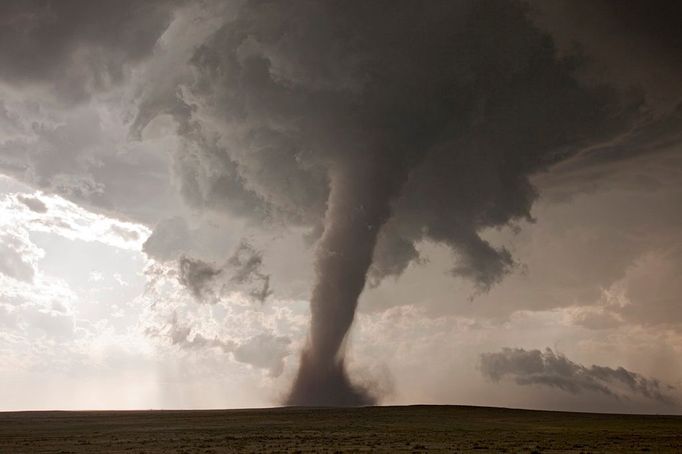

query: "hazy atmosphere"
(1, 0), (681, 415)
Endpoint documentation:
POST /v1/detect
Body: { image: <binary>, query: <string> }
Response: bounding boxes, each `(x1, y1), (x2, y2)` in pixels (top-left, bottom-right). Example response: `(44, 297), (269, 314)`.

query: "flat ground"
(1, 405), (681, 453)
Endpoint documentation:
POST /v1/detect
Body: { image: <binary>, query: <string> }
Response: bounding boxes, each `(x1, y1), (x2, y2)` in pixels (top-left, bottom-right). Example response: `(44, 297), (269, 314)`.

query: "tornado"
(287, 157), (405, 406)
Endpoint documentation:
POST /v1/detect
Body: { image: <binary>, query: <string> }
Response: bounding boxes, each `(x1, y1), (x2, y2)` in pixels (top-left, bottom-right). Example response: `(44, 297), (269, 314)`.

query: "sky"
(0, 0), (681, 413)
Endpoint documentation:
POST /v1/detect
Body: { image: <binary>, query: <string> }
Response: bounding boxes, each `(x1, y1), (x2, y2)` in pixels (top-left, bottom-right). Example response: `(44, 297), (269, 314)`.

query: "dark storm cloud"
(0, 0), (181, 101)
(529, 0), (682, 115)
(481, 348), (676, 404)
(128, 0), (677, 406)
(152, 0), (646, 291)
(177, 240), (272, 303)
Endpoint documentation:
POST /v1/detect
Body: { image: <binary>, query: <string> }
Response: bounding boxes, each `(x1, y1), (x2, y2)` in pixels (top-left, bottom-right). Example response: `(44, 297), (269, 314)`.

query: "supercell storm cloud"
(133, 0), (664, 405)
(0, 0), (680, 412)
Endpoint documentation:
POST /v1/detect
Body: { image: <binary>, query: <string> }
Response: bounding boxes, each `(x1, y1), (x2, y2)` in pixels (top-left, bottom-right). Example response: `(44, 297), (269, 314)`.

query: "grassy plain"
(1, 405), (680, 453)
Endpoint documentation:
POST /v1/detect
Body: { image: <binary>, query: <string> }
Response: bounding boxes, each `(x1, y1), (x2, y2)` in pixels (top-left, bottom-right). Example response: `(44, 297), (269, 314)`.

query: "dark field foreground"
(1, 405), (681, 453)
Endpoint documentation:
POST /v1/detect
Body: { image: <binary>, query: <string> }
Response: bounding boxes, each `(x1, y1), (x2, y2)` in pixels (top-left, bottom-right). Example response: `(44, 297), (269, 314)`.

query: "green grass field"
(1, 405), (680, 453)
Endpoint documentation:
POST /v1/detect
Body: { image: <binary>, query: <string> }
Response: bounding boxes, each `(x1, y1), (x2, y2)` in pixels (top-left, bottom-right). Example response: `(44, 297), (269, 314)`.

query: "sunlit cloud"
(0, 191), (150, 250)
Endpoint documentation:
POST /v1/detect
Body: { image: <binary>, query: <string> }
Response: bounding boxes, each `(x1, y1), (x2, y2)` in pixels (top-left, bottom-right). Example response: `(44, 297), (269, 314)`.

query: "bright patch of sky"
(0, 177), (309, 410)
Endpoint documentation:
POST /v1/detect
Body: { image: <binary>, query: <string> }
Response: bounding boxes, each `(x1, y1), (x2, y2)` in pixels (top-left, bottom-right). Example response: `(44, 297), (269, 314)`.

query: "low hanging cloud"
(177, 240), (272, 303)
(147, 313), (290, 377)
(480, 348), (676, 405)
